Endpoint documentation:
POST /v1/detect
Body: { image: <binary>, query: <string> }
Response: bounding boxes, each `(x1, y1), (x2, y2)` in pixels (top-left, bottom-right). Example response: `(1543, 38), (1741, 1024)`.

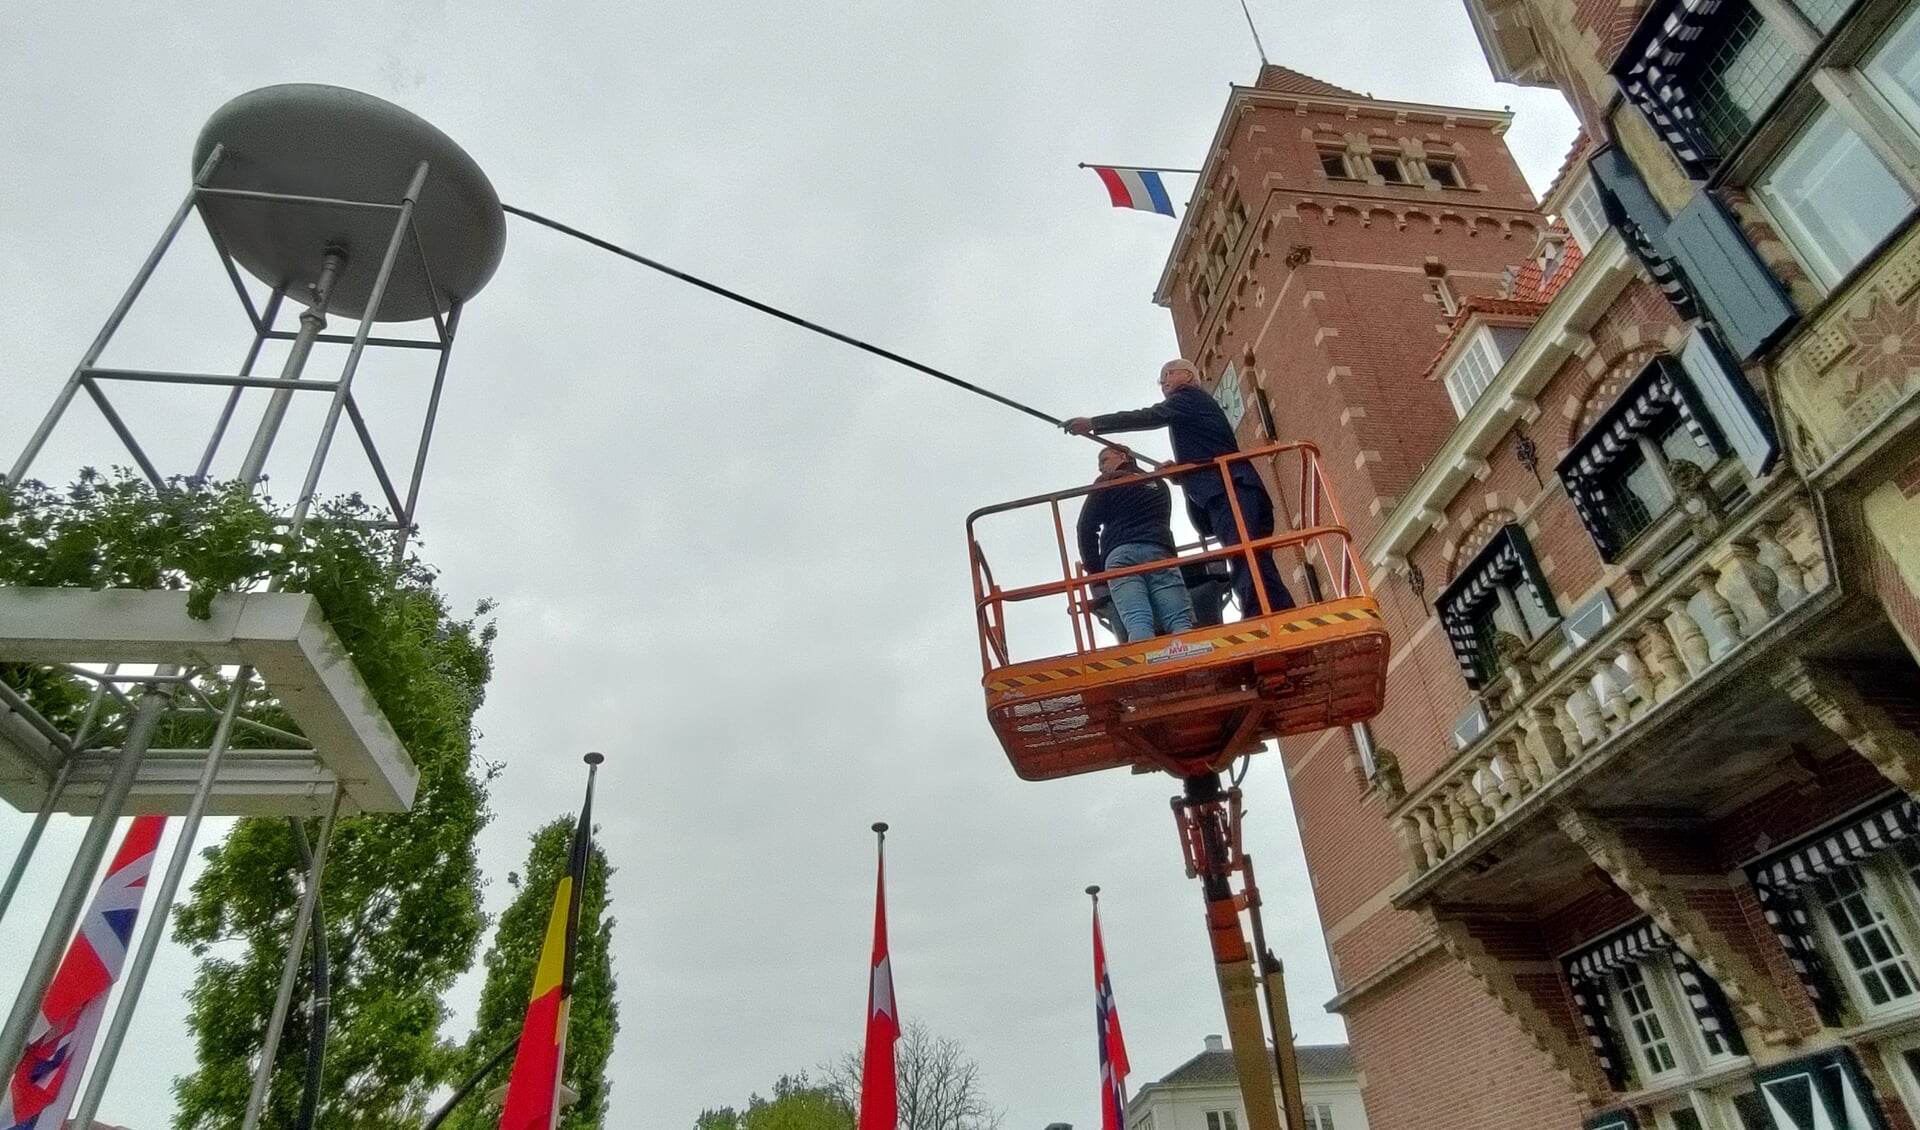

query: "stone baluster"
(1484, 747), (1521, 807)
(1710, 541), (1783, 633)
(1694, 571), (1743, 654)
(1552, 699), (1587, 762)
(1637, 621), (1688, 701)
(1397, 814), (1430, 874)
(1470, 757), (1503, 817)
(1587, 660), (1624, 737)
(1753, 522), (1807, 609)
(1445, 793), (1474, 847)
(1664, 595), (1713, 674)
(1565, 677), (1604, 745)
(1523, 706), (1567, 779)
(1459, 777), (1495, 831)
(1413, 804), (1441, 864)
(1614, 640), (1656, 721)
(1785, 499), (1829, 591)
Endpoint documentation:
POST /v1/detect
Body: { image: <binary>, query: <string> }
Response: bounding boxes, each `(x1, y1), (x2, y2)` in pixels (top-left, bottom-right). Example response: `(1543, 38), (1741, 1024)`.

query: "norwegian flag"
(2, 815), (165, 1130)
(1094, 905), (1130, 1130)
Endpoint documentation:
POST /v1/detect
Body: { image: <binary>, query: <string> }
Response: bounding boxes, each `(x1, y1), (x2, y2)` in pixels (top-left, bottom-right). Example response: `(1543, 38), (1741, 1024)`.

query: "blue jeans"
(1105, 542), (1196, 643)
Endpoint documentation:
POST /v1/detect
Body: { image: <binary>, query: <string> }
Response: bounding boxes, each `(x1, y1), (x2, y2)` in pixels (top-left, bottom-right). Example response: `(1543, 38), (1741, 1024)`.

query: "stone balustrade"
(1391, 483), (1830, 879)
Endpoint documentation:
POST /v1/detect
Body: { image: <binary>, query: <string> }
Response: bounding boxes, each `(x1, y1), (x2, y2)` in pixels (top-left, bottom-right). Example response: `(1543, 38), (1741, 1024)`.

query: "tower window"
(1319, 150), (1355, 180)
(1371, 155), (1407, 183)
(1425, 157), (1464, 187)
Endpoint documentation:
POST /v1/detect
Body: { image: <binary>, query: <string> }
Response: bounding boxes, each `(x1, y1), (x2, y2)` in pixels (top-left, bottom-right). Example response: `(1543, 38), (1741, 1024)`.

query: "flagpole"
(1236, 0), (1271, 66)
(1076, 163), (1203, 175)
(1088, 887), (1129, 1112)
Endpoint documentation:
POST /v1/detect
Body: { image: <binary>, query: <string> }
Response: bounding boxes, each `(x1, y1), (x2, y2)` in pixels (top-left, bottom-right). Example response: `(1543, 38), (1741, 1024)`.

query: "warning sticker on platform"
(1145, 638), (1215, 665)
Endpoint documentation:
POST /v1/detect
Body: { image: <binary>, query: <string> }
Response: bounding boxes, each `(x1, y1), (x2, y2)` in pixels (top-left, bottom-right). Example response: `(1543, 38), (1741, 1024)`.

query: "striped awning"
(1614, 0), (1725, 176)
(1558, 356), (1725, 561)
(1564, 918), (1748, 1090)
(1747, 796), (1920, 1025)
(1435, 525), (1555, 688)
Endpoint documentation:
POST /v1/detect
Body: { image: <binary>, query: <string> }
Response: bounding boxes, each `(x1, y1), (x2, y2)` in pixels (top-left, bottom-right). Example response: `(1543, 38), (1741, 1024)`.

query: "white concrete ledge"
(0, 588), (417, 817)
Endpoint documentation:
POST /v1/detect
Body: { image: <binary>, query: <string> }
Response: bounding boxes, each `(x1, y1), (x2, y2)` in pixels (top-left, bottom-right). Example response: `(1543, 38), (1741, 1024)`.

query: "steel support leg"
(68, 668), (255, 1130)
(241, 784), (341, 1130)
(288, 161), (430, 533)
(0, 670), (179, 1074)
(7, 147), (225, 486)
(0, 760), (76, 927)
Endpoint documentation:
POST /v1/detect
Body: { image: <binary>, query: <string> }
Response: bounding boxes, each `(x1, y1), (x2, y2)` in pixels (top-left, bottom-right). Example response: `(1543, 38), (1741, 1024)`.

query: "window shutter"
(1664, 192), (1799, 360)
(1677, 326), (1780, 476)
(1588, 146), (1698, 318)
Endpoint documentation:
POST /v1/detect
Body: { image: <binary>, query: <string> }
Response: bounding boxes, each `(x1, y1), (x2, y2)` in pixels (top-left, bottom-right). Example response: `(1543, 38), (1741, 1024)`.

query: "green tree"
(0, 473), (504, 1130)
(698, 1075), (852, 1130)
(442, 817), (619, 1130)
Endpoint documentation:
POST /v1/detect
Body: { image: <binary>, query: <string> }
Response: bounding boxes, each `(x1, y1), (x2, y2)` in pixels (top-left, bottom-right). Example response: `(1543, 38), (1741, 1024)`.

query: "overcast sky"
(0, 5), (1576, 1129)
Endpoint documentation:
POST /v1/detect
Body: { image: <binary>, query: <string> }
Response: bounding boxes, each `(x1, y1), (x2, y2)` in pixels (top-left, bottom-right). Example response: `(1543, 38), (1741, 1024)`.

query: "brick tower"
(1157, 65), (1538, 537)
(1153, 66), (1588, 1128)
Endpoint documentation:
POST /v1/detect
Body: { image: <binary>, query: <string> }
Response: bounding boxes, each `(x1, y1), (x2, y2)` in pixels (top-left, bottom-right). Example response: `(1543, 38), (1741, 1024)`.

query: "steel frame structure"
(0, 142), (464, 1127)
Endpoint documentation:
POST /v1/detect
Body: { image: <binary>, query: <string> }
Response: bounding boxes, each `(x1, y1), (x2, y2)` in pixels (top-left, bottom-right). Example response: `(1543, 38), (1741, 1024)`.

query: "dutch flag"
(1089, 166), (1177, 217)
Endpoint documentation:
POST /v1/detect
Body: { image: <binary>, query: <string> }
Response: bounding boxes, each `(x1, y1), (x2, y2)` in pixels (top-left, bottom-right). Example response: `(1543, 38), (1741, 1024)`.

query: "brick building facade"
(1152, 3), (1920, 1121)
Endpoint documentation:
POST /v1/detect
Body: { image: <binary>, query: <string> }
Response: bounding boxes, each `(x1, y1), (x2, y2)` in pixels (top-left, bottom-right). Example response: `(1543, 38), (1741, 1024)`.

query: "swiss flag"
(859, 849), (899, 1130)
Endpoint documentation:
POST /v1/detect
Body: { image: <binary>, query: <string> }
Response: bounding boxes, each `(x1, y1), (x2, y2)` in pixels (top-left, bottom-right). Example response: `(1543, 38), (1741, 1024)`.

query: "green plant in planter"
(0, 471), (500, 1130)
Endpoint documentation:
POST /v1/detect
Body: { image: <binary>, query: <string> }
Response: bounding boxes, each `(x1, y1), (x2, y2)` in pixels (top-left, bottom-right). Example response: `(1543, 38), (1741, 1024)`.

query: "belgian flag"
(499, 753), (602, 1130)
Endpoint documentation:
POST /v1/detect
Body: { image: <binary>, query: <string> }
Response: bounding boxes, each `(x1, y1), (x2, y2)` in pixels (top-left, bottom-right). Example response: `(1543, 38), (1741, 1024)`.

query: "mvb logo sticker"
(1146, 637), (1215, 664)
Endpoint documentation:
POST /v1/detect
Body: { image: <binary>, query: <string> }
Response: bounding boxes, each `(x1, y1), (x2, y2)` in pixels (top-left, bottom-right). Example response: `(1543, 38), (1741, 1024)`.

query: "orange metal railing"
(965, 442), (1373, 677)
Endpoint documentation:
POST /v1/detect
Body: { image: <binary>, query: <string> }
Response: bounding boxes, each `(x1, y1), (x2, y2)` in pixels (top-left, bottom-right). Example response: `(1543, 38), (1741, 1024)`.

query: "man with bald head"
(1064, 360), (1294, 615)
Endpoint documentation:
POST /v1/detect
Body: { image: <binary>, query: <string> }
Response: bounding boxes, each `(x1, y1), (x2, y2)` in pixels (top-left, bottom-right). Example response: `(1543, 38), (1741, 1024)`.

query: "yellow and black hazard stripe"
(985, 605), (1380, 694)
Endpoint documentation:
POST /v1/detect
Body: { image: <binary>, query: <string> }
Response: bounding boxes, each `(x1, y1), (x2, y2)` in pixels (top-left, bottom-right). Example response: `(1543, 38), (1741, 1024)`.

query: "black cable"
(501, 203), (1152, 462)
(289, 818), (329, 1130)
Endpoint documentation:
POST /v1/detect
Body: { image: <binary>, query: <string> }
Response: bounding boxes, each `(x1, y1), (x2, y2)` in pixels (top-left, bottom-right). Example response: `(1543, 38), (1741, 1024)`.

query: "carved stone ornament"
(1668, 459), (1726, 539)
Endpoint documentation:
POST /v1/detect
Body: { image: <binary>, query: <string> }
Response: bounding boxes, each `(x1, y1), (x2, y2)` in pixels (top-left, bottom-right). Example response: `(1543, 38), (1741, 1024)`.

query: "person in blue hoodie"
(1065, 359), (1295, 616)
(1077, 445), (1195, 643)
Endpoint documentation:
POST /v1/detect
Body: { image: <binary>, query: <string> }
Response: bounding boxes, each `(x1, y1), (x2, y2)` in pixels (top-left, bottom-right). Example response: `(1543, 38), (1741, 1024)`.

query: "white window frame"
(1423, 155), (1465, 188)
(1603, 950), (1747, 1094)
(1302, 1102), (1336, 1130)
(1804, 848), (1920, 1020)
(1443, 328), (1508, 417)
(1319, 148), (1358, 181)
(1610, 956), (1692, 1086)
(1746, 0), (1920, 291)
(1755, 104), (1917, 288)
(1368, 153), (1409, 185)
(1203, 1110), (1240, 1130)
(1560, 172), (1610, 253)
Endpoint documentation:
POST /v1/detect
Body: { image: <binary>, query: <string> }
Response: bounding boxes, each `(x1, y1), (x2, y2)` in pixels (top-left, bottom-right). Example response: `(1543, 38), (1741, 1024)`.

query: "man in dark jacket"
(1077, 446), (1195, 643)
(1065, 359), (1295, 615)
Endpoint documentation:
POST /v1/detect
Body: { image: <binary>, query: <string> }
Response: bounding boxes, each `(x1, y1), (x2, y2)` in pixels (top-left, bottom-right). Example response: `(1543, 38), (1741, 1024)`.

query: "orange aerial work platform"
(967, 441), (1389, 782)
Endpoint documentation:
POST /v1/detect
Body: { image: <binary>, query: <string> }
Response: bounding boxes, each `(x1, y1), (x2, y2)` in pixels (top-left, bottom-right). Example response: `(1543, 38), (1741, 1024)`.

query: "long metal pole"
(240, 785), (341, 1130)
(7, 146), (225, 485)
(67, 668), (255, 1130)
(237, 251), (347, 486)
(0, 759), (77, 926)
(287, 162), (429, 534)
(197, 291), (287, 480)
(393, 300), (460, 565)
(0, 671), (179, 1074)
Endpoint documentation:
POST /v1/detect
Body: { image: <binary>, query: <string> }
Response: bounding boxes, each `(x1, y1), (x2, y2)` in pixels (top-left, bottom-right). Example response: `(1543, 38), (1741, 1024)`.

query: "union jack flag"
(1094, 905), (1130, 1130)
(2, 815), (165, 1130)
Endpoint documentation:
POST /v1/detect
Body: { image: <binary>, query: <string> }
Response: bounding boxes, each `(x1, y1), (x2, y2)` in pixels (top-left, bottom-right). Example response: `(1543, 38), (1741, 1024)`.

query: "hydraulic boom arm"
(1172, 774), (1308, 1130)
